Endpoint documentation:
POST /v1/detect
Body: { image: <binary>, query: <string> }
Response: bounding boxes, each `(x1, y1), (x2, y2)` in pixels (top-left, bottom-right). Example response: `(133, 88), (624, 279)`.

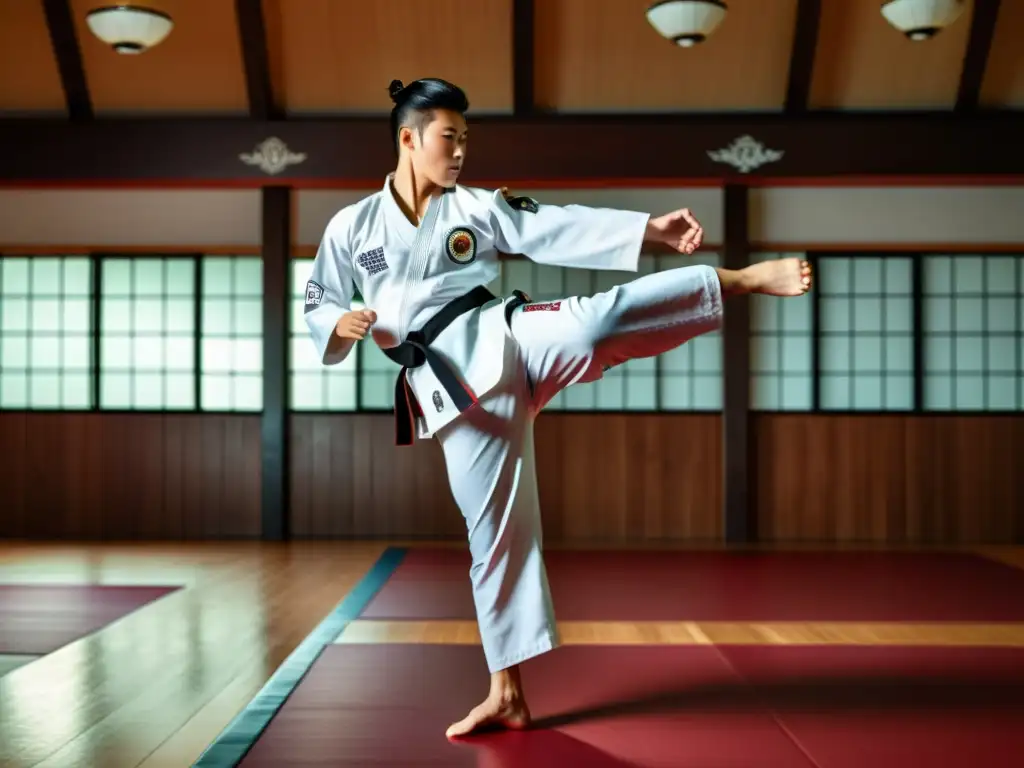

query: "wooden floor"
(0, 541), (1022, 768)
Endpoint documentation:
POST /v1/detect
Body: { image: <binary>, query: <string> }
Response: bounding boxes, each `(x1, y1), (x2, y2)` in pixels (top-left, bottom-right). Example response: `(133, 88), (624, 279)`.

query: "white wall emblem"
(239, 137), (307, 175)
(707, 135), (784, 173)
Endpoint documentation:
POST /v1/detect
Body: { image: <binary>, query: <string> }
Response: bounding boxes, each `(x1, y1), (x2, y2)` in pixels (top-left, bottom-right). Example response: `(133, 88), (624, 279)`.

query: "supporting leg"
(435, 362), (556, 739)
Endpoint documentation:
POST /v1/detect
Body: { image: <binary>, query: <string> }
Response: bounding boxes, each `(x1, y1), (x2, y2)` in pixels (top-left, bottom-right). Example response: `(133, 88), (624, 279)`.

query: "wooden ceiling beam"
(512, 0), (535, 115)
(42, 0), (92, 120)
(0, 111), (1021, 186)
(955, 0), (1002, 111)
(784, 0), (822, 112)
(235, 0), (281, 120)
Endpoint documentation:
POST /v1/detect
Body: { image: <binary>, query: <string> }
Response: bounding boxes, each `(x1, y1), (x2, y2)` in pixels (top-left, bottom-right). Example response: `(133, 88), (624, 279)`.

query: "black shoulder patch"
(505, 195), (539, 214)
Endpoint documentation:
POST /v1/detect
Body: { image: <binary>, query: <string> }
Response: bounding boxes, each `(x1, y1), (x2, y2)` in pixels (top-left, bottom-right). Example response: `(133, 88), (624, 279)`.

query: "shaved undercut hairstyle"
(388, 78), (470, 155)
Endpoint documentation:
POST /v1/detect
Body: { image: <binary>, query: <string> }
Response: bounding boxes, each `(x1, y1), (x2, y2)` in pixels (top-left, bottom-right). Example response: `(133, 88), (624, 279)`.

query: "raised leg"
(434, 360), (556, 739)
(510, 257), (813, 411)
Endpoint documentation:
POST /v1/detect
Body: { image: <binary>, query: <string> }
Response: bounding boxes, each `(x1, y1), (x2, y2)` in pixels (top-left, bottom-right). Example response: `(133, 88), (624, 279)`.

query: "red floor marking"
(0, 584), (180, 654)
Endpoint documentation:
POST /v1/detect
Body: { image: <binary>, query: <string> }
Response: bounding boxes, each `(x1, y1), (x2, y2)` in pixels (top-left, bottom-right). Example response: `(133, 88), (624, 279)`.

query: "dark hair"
(388, 78), (469, 154)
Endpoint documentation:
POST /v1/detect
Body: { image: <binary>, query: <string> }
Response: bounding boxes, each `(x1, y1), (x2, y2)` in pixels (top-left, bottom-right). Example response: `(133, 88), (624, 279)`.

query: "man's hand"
(646, 208), (704, 255)
(335, 309), (377, 340)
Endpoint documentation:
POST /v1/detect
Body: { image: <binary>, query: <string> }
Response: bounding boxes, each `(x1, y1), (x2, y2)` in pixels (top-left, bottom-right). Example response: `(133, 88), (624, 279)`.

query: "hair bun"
(388, 79), (405, 102)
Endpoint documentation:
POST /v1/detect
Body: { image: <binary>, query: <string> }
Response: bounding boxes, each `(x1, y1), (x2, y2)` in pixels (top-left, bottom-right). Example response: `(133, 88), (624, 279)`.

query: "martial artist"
(304, 77), (812, 739)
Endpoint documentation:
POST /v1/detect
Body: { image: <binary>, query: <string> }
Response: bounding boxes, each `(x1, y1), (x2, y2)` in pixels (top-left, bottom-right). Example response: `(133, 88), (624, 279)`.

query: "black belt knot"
(386, 286), (532, 446)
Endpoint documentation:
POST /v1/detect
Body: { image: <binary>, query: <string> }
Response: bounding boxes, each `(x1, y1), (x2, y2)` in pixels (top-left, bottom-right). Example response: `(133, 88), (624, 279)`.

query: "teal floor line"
(191, 546), (408, 768)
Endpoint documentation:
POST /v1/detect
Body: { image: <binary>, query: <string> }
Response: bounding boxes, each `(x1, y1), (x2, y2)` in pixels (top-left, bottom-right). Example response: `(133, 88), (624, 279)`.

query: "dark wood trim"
(41, 0), (92, 120)
(90, 253), (102, 409)
(512, 0), (535, 115)
(955, 0), (1002, 111)
(809, 252), (821, 410)
(784, 0), (822, 112)
(194, 254), (204, 409)
(235, 0), (280, 120)
(2, 112), (1022, 185)
(722, 184), (753, 543)
(261, 186), (290, 540)
(912, 252), (924, 411)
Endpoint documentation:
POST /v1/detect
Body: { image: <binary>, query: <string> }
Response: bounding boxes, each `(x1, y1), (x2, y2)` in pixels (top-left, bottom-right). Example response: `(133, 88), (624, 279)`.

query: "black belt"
(386, 286), (532, 446)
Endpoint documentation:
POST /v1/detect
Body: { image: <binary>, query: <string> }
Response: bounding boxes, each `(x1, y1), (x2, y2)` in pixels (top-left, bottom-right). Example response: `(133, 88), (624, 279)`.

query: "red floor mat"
(239, 644), (817, 767)
(0, 584), (180, 654)
(238, 643), (1024, 767)
(359, 549), (1024, 622)
(716, 645), (1024, 768)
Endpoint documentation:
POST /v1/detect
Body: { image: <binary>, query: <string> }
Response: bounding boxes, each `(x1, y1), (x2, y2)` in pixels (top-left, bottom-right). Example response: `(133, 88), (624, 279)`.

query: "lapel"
(382, 174), (448, 338)
(381, 173), (445, 272)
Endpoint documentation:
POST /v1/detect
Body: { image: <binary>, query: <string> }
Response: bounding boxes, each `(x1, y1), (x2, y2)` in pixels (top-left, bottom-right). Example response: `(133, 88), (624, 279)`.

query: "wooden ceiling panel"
(0, 0), (68, 115)
(809, 0), (974, 110)
(265, 0), (514, 115)
(70, 0), (249, 115)
(534, 0), (799, 112)
(979, 0), (1024, 108)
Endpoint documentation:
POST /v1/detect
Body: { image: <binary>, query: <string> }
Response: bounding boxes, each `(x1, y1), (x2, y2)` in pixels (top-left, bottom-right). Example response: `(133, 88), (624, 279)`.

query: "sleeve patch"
(304, 279), (324, 312)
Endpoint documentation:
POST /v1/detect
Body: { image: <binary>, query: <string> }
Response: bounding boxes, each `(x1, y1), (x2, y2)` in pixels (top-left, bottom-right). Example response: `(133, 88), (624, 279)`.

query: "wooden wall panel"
(288, 413), (723, 543)
(756, 415), (1024, 544)
(3, 411), (1019, 545)
(0, 413), (261, 540)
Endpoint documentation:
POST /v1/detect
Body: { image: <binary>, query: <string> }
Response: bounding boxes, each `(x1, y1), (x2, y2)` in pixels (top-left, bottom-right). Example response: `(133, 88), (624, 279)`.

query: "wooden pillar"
(261, 186), (290, 540)
(722, 183), (753, 542)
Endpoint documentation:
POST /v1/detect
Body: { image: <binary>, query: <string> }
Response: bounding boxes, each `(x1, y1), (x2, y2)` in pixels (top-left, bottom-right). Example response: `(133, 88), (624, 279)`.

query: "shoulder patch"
(505, 195), (539, 214)
(304, 279), (324, 312)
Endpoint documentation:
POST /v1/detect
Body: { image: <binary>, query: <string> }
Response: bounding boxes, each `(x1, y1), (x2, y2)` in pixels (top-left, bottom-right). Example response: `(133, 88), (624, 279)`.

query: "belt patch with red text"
(523, 301), (562, 312)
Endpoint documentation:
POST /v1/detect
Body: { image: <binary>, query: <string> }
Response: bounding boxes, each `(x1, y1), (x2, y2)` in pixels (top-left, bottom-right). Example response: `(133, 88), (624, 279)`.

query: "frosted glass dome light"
(880, 0), (966, 41)
(645, 0), (728, 48)
(86, 5), (174, 54)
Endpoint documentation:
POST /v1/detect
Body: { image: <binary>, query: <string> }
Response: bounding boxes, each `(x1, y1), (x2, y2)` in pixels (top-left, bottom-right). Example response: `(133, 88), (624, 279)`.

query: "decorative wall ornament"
(239, 137), (307, 175)
(707, 135), (784, 173)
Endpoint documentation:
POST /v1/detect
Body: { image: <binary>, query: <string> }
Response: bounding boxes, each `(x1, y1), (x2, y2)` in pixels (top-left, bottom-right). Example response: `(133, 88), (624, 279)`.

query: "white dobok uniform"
(305, 175), (724, 673)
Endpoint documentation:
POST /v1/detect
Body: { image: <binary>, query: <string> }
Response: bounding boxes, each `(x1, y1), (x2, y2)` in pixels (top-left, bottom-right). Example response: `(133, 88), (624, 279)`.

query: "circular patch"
(445, 227), (477, 265)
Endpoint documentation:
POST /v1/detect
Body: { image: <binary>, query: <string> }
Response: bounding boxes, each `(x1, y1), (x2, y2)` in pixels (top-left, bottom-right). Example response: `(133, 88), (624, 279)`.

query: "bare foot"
(742, 257), (813, 297)
(445, 691), (532, 739)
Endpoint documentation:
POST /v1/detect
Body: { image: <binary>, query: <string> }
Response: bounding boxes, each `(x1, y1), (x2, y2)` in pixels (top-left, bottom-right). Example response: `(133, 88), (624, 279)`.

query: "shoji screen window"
(200, 257), (263, 411)
(99, 256), (196, 410)
(0, 256), (93, 409)
(749, 252), (813, 410)
(922, 255), (1022, 411)
(817, 256), (914, 411)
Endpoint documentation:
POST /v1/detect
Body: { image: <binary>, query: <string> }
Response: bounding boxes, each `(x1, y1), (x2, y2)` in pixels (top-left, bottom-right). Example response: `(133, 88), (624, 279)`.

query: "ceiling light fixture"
(880, 0), (967, 41)
(85, 4), (174, 54)
(645, 0), (728, 48)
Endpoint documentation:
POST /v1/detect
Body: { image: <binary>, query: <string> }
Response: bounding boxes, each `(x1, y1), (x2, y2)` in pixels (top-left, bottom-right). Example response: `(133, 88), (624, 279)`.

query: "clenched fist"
(335, 309), (377, 340)
(646, 207), (704, 255)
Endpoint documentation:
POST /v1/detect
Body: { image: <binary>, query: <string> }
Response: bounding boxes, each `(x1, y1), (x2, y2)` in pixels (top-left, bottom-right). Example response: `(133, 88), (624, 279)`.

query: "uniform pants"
(434, 263), (724, 673)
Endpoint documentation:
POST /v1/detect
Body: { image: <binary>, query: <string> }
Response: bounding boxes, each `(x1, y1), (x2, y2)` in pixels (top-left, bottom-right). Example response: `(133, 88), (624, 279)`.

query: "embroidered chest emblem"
(444, 227), (477, 265)
(356, 246), (388, 275)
